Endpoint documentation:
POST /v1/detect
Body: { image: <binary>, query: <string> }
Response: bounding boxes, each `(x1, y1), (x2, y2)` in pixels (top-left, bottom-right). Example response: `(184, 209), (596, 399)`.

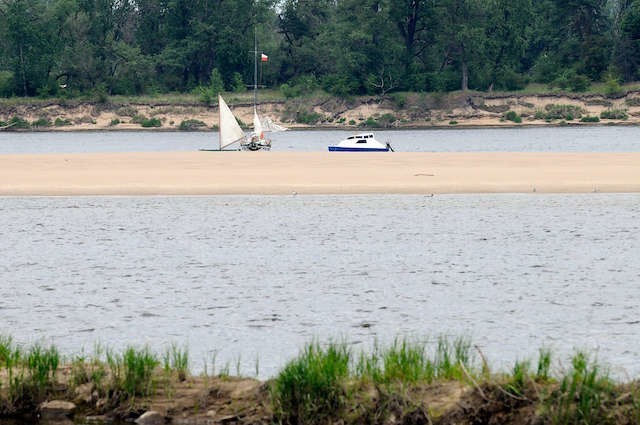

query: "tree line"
(1, 0), (640, 99)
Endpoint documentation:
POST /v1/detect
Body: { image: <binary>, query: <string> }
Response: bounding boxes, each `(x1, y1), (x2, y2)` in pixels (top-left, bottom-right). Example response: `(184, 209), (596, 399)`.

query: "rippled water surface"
(1, 126), (640, 153)
(1, 195), (639, 378)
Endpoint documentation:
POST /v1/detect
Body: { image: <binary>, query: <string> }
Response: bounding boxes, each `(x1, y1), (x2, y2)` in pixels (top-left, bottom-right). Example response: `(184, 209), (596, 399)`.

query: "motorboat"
(328, 133), (393, 152)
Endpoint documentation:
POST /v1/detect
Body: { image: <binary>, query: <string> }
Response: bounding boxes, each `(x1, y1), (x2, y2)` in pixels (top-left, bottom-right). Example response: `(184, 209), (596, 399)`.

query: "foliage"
(295, 110), (324, 125)
(0, 71), (14, 97)
(163, 343), (189, 382)
(281, 75), (319, 98)
(231, 72), (246, 93)
(600, 109), (629, 120)
(31, 117), (51, 128)
(199, 68), (225, 105)
(7, 116), (31, 129)
(107, 346), (159, 398)
(546, 352), (614, 425)
(0, 0), (635, 99)
(271, 341), (350, 425)
(536, 104), (584, 121)
(580, 116), (600, 123)
(504, 110), (523, 123)
(179, 119), (208, 131)
(54, 118), (73, 127)
(140, 117), (162, 128)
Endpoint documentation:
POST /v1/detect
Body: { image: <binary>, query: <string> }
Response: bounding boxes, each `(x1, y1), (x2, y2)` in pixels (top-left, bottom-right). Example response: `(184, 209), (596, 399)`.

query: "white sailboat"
(243, 30), (287, 151)
(218, 95), (246, 150)
(200, 29), (286, 151)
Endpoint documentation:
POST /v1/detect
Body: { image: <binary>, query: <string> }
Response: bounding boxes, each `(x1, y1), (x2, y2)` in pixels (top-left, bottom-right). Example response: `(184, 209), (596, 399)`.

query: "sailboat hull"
(241, 141), (271, 151)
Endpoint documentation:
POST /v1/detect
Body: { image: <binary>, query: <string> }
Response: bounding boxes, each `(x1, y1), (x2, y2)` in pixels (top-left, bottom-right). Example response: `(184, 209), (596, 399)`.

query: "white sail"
(218, 95), (245, 149)
(260, 116), (288, 132)
(253, 108), (264, 139)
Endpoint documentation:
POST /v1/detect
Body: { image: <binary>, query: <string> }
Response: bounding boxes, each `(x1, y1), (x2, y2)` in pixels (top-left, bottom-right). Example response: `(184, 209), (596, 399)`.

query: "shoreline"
(1, 152), (639, 196)
(3, 90), (640, 132)
(0, 336), (637, 425)
(1, 121), (636, 132)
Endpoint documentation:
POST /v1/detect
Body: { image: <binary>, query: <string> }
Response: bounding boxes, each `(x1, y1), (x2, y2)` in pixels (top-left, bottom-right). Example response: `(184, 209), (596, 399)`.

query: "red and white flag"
(261, 53), (269, 62)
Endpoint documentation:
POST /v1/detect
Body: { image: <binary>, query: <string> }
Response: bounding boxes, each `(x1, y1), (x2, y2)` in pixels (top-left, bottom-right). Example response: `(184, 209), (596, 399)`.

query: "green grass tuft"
(547, 351), (614, 424)
(271, 341), (350, 425)
(163, 343), (189, 382)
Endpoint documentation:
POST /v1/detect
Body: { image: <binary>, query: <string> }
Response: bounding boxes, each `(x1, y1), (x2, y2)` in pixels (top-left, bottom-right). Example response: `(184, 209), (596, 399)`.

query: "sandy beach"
(1, 151), (639, 195)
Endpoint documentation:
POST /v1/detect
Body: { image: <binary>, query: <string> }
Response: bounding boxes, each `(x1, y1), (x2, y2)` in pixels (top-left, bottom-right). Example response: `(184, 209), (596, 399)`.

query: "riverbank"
(0, 337), (638, 425)
(1, 152), (639, 196)
(2, 90), (640, 131)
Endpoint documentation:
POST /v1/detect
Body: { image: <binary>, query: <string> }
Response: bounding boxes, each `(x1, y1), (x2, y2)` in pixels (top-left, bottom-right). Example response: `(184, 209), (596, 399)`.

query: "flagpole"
(253, 26), (258, 114)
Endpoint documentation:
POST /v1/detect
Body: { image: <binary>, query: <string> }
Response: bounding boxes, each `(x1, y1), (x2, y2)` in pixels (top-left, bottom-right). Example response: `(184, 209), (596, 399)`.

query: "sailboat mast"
(253, 27), (258, 113)
(218, 95), (223, 150)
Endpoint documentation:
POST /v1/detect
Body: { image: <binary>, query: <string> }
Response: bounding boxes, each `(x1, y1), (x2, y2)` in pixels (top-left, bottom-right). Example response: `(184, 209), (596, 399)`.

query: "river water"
(1, 128), (639, 380)
(1, 194), (639, 379)
(0, 126), (639, 153)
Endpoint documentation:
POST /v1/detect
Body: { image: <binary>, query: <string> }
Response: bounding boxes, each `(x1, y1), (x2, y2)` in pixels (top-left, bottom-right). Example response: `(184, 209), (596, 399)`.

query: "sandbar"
(0, 152), (639, 195)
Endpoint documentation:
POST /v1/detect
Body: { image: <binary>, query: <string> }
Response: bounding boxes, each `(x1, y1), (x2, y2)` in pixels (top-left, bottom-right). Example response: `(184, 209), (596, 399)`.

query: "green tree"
(484, 0), (533, 90)
(434, 0), (487, 91)
(0, 0), (58, 96)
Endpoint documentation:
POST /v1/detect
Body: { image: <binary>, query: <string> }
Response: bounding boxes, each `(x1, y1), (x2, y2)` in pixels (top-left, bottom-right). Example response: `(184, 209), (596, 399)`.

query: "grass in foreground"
(1, 335), (639, 424)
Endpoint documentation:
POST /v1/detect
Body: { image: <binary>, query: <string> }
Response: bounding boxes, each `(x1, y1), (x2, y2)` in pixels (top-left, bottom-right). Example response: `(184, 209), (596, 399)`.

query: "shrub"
(141, 117), (162, 128)
(281, 75), (319, 98)
(600, 109), (628, 120)
(625, 97), (640, 107)
(8, 116), (31, 129)
(497, 69), (528, 91)
(604, 77), (623, 97)
(449, 120), (458, 125)
(504, 110), (522, 123)
(179, 119), (207, 131)
(295, 110), (323, 125)
(361, 117), (380, 128)
(31, 118), (51, 128)
(321, 74), (359, 97)
(115, 106), (138, 117)
(391, 93), (407, 108)
(567, 73), (591, 92)
(199, 68), (225, 105)
(231, 72), (246, 93)
(541, 104), (584, 120)
(110, 118), (121, 126)
(54, 118), (73, 127)
(580, 116), (600, 123)
(551, 70), (591, 92)
(280, 83), (295, 99)
(92, 83), (109, 103)
(131, 114), (147, 124)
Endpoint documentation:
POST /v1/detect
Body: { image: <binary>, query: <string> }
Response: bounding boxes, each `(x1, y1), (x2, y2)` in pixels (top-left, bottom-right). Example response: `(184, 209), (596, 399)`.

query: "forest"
(1, 0), (640, 99)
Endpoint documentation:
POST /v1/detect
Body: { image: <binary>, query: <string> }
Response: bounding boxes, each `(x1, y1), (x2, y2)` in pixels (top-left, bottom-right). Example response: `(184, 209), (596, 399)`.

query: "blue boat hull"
(328, 146), (389, 152)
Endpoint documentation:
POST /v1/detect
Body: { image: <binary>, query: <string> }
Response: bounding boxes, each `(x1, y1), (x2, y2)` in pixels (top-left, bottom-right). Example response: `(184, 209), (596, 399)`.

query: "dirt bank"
(1, 91), (640, 132)
(3, 373), (639, 425)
